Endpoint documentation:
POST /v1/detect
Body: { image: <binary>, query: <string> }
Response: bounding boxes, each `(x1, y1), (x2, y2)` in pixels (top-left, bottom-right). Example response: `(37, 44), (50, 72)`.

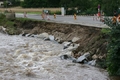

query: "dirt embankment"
(13, 20), (107, 67)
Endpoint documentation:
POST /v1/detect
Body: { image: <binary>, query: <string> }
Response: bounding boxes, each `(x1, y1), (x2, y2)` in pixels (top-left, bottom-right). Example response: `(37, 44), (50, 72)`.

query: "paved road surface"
(16, 13), (108, 28)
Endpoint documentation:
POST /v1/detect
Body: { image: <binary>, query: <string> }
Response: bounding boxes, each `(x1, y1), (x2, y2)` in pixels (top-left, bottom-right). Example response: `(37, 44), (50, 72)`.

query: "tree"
(75, 0), (90, 11)
(48, 0), (60, 7)
(4, 0), (21, 7)
(104, 17), (120, 76)
(21, 0), (45, 8)
(20, 0), (120, 15)
(21, 0), (60, 8)
(101, 0), (120, 16)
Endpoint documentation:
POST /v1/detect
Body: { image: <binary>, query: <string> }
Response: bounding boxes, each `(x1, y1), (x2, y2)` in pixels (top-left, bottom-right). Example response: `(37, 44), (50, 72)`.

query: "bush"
(66, 8), (76, 15)
(104, 17), (120, 76)
(0, 13), (6, 25)
(52, 11), (61, 15)
(0, 13), (17, 35)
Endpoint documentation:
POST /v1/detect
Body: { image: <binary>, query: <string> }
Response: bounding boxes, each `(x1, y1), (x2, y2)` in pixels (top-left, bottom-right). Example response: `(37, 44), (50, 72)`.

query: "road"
(15, 13), (108, 28)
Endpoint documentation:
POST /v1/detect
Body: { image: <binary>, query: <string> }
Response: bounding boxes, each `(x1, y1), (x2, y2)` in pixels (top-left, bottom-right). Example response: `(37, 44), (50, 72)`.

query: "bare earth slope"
(13, 20), (108, 68)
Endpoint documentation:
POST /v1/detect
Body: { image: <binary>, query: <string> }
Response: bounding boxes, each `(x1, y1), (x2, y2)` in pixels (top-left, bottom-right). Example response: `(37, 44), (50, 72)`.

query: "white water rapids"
(0, 33), (110, 80)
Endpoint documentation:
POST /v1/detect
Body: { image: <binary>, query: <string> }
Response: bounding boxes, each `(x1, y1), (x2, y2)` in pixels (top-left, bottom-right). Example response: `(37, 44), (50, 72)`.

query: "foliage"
(101, 0), (120, 16)
(104, 17), (120, 76)
(4, 0), (120, 15)
(0, 13), (17, 35)
(16, 17), (32, 23)
(101, 28), (111, 34)
(10, 0), (20, 7)
(0, 13), (7, 25)
(50, 11), (61, 15)
(5, 21), (17, 35)
(21, 0), (60, 8)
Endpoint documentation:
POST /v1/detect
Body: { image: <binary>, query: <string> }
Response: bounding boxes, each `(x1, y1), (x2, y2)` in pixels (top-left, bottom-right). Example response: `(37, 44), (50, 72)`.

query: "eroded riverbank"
(0, 18), (112, 80)
(14, 20), (108, 66)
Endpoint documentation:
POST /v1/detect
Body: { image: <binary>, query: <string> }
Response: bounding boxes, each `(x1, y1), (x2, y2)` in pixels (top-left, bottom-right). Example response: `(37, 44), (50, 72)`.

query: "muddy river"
(0, 33), (110, 80)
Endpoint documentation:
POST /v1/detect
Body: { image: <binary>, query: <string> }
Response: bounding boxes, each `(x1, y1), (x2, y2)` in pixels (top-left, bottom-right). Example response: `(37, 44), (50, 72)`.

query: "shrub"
(104, 17), (120, 76)
(0, 13), (17, 35)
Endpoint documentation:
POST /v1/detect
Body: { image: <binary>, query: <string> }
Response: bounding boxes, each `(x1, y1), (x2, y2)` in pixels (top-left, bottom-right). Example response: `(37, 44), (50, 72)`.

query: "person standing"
(54, 13), (56, 19)
(97, 4), (101, 21)
(41, 12), (45, 20)
(93, 14), (97, 21)
(74, 13), (77, 20)
(112, 15), (117, 24)
(24, 12), (27, 18)
(46, 13), (50, 20)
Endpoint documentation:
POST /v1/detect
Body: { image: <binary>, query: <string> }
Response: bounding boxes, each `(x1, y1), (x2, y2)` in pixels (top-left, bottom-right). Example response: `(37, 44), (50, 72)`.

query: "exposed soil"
(12, 19), (108, 68)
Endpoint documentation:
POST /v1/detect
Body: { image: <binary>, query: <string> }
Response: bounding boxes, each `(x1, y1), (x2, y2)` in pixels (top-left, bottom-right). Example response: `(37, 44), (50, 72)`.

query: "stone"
(63, 41), (72, 49)
(0, 26), (7, 34)
(66, 43), (80, 51)
(73, 52), (90, 63)
(49, 35), (54, 41)
(60, 54), (76, 61)
(87, 60), (96, 66)
(83, 52), (90, 58)
(92, 54), (98, 59)
(60, 54), (70, 60)
(76, 55), (86, 62)
(72, 37), (80, 42)
(36, 32), (49, 39)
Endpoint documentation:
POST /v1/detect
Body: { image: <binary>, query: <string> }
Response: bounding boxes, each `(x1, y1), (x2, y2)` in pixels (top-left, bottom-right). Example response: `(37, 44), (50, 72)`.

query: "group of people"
(23, 10), (50, 20)
(23, 9), (120, 24)
(93, 12), (104, 22)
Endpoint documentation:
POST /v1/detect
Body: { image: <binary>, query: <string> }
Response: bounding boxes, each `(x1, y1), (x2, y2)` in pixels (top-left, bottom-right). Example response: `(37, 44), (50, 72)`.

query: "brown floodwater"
(0, 33), (110, 80)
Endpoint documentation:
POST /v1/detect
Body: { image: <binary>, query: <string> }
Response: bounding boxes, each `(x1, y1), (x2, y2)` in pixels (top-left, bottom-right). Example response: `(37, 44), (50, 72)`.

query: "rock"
(60, 54), (76, 61)
(71, 52), (81, 58)
(49, 35), (54, 41)
(72, 37), (80, 42)
(0, 26), (7, 34)
(60, 54), (70, 60)
(66, 43), (80, 51)
(92, 54), (98, 59)
(63, 41), (72, 49)
(65, 51), (72, 55)
(76, 55), (86, 62)
(36, 32), (49, 39)
(25, 33), (35, 37)
(83, 52), (90, 58)
(21, 33), (27, 36)
(73, 52), (90, 63)
(55, 37), (61, 43)
(87, 60), (96, 66)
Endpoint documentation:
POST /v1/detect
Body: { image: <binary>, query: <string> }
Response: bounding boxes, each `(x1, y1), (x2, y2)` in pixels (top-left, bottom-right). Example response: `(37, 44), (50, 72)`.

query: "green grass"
(16, 17), (32, 22)
(27, 12), (42, 14)
(101, 28), (111, 34)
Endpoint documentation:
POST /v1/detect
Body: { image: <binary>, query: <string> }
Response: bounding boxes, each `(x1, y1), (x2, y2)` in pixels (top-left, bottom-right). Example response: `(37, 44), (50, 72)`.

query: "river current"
(0, 33), (110, 80)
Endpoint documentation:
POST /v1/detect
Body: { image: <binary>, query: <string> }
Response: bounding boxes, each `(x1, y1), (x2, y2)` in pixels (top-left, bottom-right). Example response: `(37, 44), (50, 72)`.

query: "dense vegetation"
(4, 0), (120, 15)
(0, 13), (33, 35)
(104, 18), (120, 76)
